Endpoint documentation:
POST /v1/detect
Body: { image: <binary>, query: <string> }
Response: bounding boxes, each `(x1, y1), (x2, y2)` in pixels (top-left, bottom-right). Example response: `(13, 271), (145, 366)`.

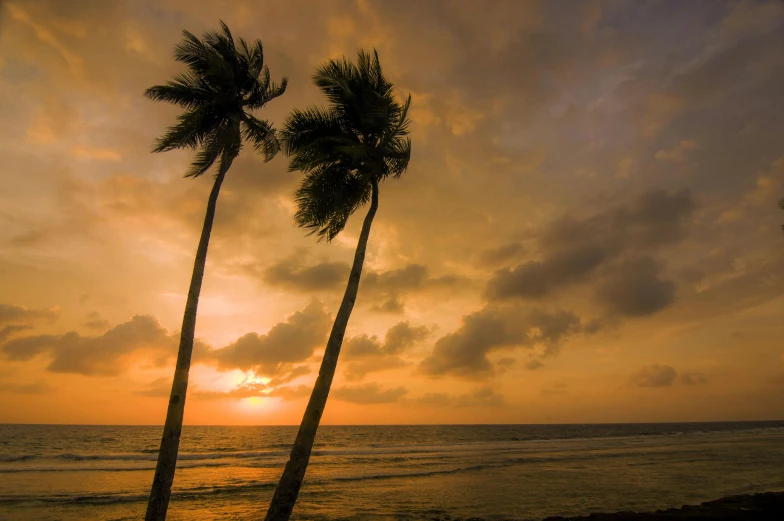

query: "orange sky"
(1, 0), (783, 425)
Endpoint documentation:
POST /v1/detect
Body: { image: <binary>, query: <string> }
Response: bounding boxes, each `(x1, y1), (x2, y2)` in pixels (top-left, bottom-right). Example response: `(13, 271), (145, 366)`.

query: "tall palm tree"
(264, 49), (411, 521)
(779, 197), (784, 231)
(144, 22), (286, 521)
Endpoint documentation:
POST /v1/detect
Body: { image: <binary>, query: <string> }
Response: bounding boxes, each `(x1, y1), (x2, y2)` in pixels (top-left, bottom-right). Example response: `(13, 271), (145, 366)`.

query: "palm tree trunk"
(264, 178), (380, 521)
(145, 160), (232, 521)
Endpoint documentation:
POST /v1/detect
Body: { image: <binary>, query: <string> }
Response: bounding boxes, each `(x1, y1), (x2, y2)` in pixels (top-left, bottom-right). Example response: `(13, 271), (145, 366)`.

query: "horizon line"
(2, 419), (783, 427)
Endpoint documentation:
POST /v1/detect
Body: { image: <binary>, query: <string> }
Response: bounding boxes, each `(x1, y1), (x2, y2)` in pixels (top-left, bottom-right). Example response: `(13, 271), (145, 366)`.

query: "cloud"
(0, 303), (59, 325)
(135, 377), (171, 397)
(208, 300), (331, 375)
(370, 297), (405, 314)
(84, 311), (110, 330)
(629, 365), (678, 387)
(332, 383), (408, 404)
(417, 386), (505, 407)
(679, 372), (708, 385)
(479, 242), (526, 266)
(597, 257), (676, 317)
(342, 322), (429, 380)
(484, 189), (695, 302)
(629, 365), (709, 388)
(266, 384), (313, 400)
(258, 257), (349, 292)
(654, 139), (699, 163)
(2, 314), (179, 375)
(1, 301), (330, 380)
(362, 264), (462, 313)
(251, 260), (461, 314)
(0, 325), (32, 343)
(384, 322), (429, 354)
(715, 157), (783, 224)
(343, 335), (384, 358)
(419, 305), (586, 379)
(485, 244), (610, 300)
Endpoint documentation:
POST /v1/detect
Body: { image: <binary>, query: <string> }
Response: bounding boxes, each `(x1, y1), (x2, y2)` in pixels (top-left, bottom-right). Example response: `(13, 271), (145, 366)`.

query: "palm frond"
(282, 107), (357, 172)
(313, 57), (357, 108)
(173, 30), (210, 70)
(383, 137), (411, 178)
(144, 71), (212, 110)
(152, 106), (220, 152)
(285, 48), (411, 240)
(294, 164), (371, 241)
(185, 130), (222, 177)
(242, 115), (279, 161)
(147, 22), (286, 175)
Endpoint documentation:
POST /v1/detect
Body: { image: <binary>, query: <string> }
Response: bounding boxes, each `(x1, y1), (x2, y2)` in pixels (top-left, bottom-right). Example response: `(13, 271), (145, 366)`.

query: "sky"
(1, 0), (783, 425)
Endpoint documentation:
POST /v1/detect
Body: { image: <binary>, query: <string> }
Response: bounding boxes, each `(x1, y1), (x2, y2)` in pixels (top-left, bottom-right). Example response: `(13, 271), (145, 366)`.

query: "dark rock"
(543, 492), (784, 521)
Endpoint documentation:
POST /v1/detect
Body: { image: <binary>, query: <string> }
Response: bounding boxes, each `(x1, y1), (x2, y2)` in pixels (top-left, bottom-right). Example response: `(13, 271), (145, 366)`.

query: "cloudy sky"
(1, 0), (783, 425)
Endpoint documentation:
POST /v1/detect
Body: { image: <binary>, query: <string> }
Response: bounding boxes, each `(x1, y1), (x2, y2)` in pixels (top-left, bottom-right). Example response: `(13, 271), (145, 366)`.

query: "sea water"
(1, 421), (783, 520)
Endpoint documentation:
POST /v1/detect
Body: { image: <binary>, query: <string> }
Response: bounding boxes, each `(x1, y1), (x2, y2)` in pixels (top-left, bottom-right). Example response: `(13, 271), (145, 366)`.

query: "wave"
(0, 454), (36, 463)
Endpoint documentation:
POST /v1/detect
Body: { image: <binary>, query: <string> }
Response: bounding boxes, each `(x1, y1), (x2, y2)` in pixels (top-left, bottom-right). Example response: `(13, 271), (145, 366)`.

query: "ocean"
(1, 421), (783, 520)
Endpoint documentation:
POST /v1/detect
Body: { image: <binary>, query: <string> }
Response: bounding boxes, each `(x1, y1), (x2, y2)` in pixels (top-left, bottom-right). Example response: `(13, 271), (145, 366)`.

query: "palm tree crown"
(281, 49), (411, 240)
(145, 21), (287, 177)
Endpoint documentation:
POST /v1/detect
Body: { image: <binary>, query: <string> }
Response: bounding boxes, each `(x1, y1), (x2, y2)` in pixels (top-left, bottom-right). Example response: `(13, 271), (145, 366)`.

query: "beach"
(1, 421), (783, 520)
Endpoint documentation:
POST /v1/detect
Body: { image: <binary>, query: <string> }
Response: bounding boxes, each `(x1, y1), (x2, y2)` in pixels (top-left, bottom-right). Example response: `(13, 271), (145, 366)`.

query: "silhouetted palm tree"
(144, 22), (286, 521)
(779, 197), (784, 231)
(264, 49), (411, 521)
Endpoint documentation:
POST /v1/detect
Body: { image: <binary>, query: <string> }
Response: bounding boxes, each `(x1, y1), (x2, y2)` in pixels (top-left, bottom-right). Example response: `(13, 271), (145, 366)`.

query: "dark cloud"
(332, 383), (408, 404)
(268, 365), (311, 387)
(362, 264), (463, 313)
(597, 256), (676, 317)
(343, 357), (409, 382)
(208, 300), (331, 375)
(384, 322), (429, 354)
(419, 305), (586, 379)
(266, 384), (313, 400)
(485, 244), (609, 300)
(680, 372), (708, 385)
(2, 315), (178, 375)
(479, 242), (527, 266)
(257, 257), (349, 292)
(629, 365), (709, 388)
(417, 386), (504, 407)
(0, 303), (59, 325)
(363, 264), (429, 293)
(0, 324), (32, 343)
(342, 322), (429, 380)
(485, 189), (695, 302)
(1, 301), (330, 379)
(343, 335), (383, 359)
(370, 297), (405, 314)
(136, 377), (171, 397)
(84, 311), (110, 330)
(250, 260), (462, 315)
(629, 365), (678, 387)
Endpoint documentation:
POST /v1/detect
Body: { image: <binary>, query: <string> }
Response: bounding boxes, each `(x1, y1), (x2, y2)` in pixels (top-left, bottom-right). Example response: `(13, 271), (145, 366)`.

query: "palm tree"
(780, 197), (784, 231)
(264, 49), (411, 521)
(144, 22), (286, 521)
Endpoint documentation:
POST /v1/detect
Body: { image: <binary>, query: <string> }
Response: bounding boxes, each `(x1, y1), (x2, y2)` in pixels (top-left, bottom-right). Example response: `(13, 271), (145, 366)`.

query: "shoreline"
(542, 491), (784, 521)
